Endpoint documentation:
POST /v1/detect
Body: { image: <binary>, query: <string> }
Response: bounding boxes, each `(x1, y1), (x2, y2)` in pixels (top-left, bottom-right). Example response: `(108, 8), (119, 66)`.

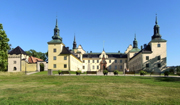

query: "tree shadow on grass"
(153, 77), (180, 82)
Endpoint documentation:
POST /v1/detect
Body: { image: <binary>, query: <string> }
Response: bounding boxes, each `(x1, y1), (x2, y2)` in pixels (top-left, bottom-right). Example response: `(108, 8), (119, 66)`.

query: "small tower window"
(14, 61), (16, 64)
(146, 56), (149, 60)
(64, 56), (67, 60)
(53, 64), (56, 68)
(157, 44), (161, 47)
(109, 60), (111, 63)
(53, 49), (56, 52)
(64, 64), (67, 68)
(146, 64), (149, 68)
(53, 56), (56, 60)
(13, 67), (17, 71)
(157, 56), (161, 60)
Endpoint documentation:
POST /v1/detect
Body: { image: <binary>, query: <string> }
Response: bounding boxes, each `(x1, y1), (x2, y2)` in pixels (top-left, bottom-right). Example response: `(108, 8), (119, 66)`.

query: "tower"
(47, 18), (65, 70)
(152, 14), (161, 40)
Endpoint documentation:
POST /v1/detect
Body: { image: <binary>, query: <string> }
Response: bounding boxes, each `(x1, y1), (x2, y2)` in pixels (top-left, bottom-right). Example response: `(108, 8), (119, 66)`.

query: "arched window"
(13, 67), (17, 71)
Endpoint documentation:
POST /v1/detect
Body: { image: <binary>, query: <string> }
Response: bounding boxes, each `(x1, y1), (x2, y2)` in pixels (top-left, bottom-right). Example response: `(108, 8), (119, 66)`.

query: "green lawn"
(0, 72), (180, 105)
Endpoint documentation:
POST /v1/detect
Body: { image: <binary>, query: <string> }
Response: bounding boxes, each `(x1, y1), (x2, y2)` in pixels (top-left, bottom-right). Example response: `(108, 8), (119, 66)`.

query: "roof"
(130, 45), (152, 60)
(129, 48), (141, 52)
(28, 56), (43, 63)
(83, 53), (127, 58)
(150, 38), (167, 42)
(47, 39), (62, 44)
(8, 46), (27, 55)
(59, 46), (81, 61)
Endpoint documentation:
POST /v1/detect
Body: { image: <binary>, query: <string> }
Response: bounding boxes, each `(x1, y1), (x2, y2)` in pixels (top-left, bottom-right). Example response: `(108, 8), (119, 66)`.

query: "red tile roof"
(28, 56), (43, 63)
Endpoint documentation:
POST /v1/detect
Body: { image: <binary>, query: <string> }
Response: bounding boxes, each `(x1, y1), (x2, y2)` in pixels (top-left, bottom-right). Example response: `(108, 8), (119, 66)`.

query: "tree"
(0, 24), (10, 71)
(25, 49), (47, 61)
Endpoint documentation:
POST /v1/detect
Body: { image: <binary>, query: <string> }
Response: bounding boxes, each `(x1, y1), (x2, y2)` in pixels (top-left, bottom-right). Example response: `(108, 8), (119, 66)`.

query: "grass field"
(0, 72), (180, 105)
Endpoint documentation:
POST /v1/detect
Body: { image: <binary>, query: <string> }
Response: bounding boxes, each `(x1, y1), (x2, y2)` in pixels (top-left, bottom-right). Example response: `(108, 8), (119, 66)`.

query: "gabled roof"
(28, 56), (43, 63)
(59, 46), (81, 61)
(8, 46), (27, 55)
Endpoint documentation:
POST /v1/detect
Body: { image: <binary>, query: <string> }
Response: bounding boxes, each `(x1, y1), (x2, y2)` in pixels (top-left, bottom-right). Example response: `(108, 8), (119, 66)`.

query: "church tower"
(133, 34), (138, 48)
(148, 14), (167, 72)
(47, 18), (65, 70)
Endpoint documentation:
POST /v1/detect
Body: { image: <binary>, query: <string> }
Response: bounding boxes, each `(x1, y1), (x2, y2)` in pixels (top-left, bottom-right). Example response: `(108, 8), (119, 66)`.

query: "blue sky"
(1, 0), (180, 66)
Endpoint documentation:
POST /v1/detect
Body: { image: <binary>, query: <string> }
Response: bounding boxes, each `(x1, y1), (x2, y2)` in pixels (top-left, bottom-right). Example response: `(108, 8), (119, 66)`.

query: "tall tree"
(0, 24), (10, 71)
(25, 49), (47, 61)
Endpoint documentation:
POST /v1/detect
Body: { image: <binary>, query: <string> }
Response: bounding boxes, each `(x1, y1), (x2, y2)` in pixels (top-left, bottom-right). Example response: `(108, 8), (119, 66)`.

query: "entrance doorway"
(40, 63), (44, 71)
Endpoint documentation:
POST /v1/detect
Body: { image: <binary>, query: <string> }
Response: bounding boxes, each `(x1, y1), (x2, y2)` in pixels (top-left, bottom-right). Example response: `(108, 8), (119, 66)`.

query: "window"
(14, 61), (16, 64)
(53, 48), (56, 52)
(120, 65), (122, 69)
(64, 64), (67, 68)
(115, 60), (117, 63)
(109, 60), (111, 63)
(158, 63), (161, 68)
(115, 66), (117, 69)
(83, 60), (85, 63)
(157, 44), (161, 47)
(13, 67), (17, 71)
(64, 56), (67, 60)
(125, 60), (127, 63)
(53, 56), (56, 60)
(93, 60), (94, 63)
(146, 64), (149, 68)
(88, 60), (90, 63)
(109, 66), (111, 70)
(93, 66), (94, 69)
(157, 56), (161, 60)
(97, 60), (99, 63)
(146, 56), (149, 60)
(120, 60), (122, 63)
(97, 66), (99, 69)
(103, 60), (105, 63)
(83, 66), (85, 69)
(53, 64), (56, 68)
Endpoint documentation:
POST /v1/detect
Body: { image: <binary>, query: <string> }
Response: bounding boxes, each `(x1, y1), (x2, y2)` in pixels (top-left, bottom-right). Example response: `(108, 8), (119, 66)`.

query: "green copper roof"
(129, 48), (141, 52)
(48, 39), (62, 44)
(150, 38), (167, 42)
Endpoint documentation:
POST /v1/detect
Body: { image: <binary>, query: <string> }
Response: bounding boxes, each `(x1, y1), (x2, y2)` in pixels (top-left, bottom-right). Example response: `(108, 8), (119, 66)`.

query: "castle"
(8, 15), (167, 73)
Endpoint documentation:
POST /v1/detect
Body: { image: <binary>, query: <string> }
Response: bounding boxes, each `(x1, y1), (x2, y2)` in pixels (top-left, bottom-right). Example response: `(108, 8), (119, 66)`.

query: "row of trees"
(25, 50), (48, 61)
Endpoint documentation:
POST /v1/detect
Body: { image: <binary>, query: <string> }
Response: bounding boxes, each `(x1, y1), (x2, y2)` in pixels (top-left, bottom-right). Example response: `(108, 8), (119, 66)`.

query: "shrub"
(114, 70), (119, 74)
(76, 70), (81, 74)
(140, 70), (147, 75)
(164, 71), (170, 75)
(103, 70), (108, 74)
(58, 70), (62, 74)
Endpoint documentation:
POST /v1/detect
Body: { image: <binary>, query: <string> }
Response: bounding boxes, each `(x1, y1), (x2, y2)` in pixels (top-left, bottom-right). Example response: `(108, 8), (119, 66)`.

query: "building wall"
(129, 53), (142, 71)
(70, 54), (82, 71)
(8, 54), (21, 72)
(21, 60), (37, 71)
(48, 43), (64, 70)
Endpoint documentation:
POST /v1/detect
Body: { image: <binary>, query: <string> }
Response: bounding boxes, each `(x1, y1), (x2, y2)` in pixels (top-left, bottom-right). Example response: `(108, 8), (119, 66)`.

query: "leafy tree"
(0, 24), (10, 71)
(25, 49), (47, 61)
(176, 66), (180, 73)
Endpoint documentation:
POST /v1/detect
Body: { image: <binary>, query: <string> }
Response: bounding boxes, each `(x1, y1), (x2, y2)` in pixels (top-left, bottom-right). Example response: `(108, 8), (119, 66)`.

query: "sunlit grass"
(0, 73), (180, 104)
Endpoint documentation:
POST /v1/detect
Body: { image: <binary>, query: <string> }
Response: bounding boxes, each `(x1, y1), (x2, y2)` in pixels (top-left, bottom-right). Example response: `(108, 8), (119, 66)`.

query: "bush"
(114, 70), (119, 74)
(58, 70), (62, 74)
(76, 70), (81, 74)
(164, 71), (170, 75)
(140, 70), (147, 75)
(103, 70), (108, 74)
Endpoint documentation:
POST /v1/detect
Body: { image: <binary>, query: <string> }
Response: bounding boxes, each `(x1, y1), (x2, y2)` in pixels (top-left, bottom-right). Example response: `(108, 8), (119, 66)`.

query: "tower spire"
(152, 14), (161, 40)
(133, 34), (138, 48)
(73, 33), (77, 49)
(51, 18), (62, 42)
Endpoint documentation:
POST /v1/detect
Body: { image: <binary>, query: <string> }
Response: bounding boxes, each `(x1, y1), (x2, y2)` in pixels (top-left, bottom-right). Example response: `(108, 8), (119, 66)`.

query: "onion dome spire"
(52, 18), (62, 41)
(152, 14), (161, 40)
(133, 33), (138, 48)
(73, 34), (77, 49)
